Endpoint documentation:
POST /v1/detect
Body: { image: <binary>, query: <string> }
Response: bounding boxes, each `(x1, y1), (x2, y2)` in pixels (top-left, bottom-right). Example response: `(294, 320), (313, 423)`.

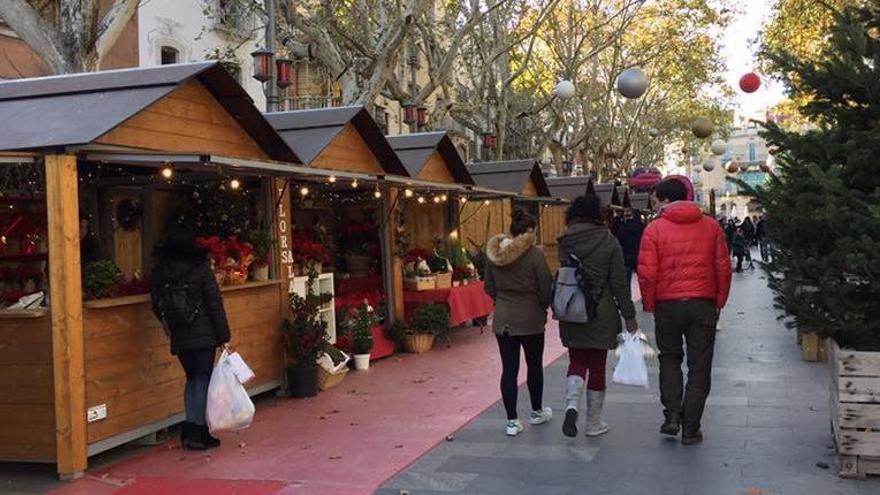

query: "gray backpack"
(551, 249), (605, 324)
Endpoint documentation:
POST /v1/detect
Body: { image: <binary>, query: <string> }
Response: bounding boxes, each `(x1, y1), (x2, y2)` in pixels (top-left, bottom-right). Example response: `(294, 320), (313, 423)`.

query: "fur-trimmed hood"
(486, 232), (536, 267)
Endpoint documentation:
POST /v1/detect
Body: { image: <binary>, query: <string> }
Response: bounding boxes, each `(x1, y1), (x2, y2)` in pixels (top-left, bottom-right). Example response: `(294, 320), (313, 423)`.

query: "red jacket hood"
(660, 201), (704, 224)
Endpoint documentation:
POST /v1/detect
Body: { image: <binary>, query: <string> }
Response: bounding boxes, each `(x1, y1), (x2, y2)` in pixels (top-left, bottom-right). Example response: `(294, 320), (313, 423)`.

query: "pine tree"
(750, 0), (880, 350)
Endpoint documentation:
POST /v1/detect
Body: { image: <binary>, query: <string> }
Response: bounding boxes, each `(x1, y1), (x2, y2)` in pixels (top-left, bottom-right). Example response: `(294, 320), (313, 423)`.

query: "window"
(374, 105), (389, 134)
(748, 143), (756, 163)
(160, 46), (179, 65)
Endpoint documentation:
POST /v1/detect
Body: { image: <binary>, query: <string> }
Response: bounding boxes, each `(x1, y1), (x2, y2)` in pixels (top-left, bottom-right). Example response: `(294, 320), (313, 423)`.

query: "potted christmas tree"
(350, 303), (377, 370)
(404, 303), (449, 353)
(281, 276), (329, 397)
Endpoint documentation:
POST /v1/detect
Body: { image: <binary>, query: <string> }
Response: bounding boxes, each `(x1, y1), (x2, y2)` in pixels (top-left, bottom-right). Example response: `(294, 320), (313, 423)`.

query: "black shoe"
(681, 430), (703, 445)
(179, 421), (192, 446)
(181, 423), (208, 451)
(659, 418), (680, 436)
(197, 424), (221, 449)
(562, 409), (578, 438)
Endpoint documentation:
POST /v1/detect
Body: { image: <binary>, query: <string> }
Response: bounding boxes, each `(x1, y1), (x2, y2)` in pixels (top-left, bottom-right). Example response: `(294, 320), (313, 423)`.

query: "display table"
(336, 275), (383, 295)
(403, 281), (494, 327)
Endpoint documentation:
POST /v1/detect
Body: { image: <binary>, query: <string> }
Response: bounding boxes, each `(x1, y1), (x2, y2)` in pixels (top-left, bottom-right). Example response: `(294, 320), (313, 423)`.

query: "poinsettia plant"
(291, 231), (331, 265)
(196, 235), (255, 270)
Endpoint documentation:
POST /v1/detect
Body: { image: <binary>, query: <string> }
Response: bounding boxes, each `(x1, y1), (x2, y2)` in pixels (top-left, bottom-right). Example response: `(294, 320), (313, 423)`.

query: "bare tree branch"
(95, 0), (140, 65)
(0, 0), (68, 73)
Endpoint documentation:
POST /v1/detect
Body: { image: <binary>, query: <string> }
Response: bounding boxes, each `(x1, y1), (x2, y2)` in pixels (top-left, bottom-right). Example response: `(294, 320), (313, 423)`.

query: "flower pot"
(353, 353), (371, 370)
(403, 333), (435, 354)
(287, 366), (318, 398)
(252, 264), (270, 281)
(317, 366), (349, 390)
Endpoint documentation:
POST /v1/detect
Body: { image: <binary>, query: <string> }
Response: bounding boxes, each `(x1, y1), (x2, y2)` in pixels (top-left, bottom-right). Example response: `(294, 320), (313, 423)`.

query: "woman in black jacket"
(615, 208), (645, 285)
(150, 226), (231, 450)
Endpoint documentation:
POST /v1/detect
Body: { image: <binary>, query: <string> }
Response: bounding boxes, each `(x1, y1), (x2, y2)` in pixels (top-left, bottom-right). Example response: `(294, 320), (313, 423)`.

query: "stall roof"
(265, 106), (407, 176)
(385, 132), (473, 184)
(0, 62), (298, 162)
(466, 159), (551, 197)
(547, 176), (624, 207)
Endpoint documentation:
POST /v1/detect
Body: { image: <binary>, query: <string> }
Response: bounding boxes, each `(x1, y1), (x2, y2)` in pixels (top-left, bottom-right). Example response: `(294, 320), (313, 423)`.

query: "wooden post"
(45, 154), (87, 479)
(387, 187), (405, 321)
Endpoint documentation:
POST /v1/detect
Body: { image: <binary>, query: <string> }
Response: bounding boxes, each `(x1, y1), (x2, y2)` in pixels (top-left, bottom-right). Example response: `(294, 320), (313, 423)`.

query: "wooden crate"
(802, 332), (828, 362)
(434, 272), (452, 289)
(829, 339), (880, 478)
(404, 276), (435, 291)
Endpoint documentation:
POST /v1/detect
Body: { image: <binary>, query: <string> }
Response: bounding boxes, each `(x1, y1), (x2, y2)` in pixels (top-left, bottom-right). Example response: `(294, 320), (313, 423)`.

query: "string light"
(440, 194), (448, 202)
(160, 166), (173, 179)
(352, 179), (359, 189)
(459, 196), (467, 204)
(483, 199), (490, 205)
(449, 230), (459, 240)
(433, 196), (441, 203)
(373, 188), (382, 199)
(230, 178), (241, 190)
(300, 186), (309, 196)
(404, 188), (413, 198)
(417, 196), (425, 204)
(328, 175), (337, 184)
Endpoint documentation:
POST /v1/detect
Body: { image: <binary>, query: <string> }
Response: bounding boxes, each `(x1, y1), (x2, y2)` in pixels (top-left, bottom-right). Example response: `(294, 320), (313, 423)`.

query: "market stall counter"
(403, 281), (494, 328)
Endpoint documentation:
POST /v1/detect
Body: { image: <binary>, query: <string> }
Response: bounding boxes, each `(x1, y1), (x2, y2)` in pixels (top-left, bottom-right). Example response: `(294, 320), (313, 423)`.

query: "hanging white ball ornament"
(691, 117), (714, 139)
(648, 127), (659, 137)
(703, 158), (716, 172)
(617, 67), (649, 99)
(553, 80), (576, 99)
(710, 139), (727, 156)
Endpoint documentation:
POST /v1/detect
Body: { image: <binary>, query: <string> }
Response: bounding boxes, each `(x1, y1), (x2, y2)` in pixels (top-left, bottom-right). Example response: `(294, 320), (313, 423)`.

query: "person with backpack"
(638, 178), (732, 445)
(150, 225), (231, 450)
(484, 208), (555, 436)
(557, 195), (638, 438)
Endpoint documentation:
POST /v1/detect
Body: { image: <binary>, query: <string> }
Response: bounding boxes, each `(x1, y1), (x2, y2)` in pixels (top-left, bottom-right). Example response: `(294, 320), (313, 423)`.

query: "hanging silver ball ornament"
(648, 127), (659, 137)
(553, 80), (576, 99)
(703, 158), (716, 172)
(726, 161), (739, 173)
(710, 139), (727, 156)
(739, 162), (751, 172)
(617, 67), (649, 99)
(691, 117), (714, 139)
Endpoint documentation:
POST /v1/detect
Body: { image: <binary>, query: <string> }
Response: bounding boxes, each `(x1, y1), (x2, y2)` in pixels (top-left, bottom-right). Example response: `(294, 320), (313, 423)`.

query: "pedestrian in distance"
(150, 225), (231, 450)
(741, 217), (756, 249)
(732, 227), (747, 272)
(557, 195), (639, 438)
(484, 208), (555, 436)
(616, 208), (645, 287)
(756, 214), (770, 261)
(637, 178), (732, 445)
(723, 219), (735, 254)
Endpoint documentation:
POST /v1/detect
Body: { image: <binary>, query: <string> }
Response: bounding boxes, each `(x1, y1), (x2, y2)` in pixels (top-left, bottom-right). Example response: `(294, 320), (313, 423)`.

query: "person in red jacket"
(637, 178), (732, 445)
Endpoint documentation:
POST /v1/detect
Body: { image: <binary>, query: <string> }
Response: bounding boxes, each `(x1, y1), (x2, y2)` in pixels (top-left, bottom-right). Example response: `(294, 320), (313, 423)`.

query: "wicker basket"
(403, 333), (435, 353)
(317, 366), (349, 390)
(434, 272), (452, 289)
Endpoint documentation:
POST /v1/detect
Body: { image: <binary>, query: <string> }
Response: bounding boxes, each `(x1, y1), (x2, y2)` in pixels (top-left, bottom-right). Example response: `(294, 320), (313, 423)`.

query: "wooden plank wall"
(402, 201), (449, 250)
(830, 340), (880, 478)
(96, 80), (271, 161)
(459, 199), (509, 250)
(418, 151), (455, 183)
(311, 123), (384, 173)
(82, 282), (282, 445)
(540, 205), (567, 273)
(0, 315), (56, 462)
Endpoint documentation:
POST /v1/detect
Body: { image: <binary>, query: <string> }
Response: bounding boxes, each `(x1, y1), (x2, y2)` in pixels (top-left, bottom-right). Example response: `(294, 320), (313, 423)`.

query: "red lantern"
(251, 47), (273, 82)
(482, 132), (496, 150)
(417, 106), (428, 127)
(739, 72), (761, 93)
(275, 58), (294, 89)
(403, 103), (416, 125)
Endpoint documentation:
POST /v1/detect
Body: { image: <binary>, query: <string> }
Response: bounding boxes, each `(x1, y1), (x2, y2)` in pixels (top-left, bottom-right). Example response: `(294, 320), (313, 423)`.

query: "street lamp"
(251, 47), (273, 83)
(275, 58), (294, 89)
(403, 102), (416, 125)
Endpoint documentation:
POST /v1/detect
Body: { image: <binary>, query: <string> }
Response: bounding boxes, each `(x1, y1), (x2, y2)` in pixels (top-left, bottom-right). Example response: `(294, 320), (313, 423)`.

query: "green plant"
(246, 229), (275, 265)
(384, 319), (409, 350)
(350, 304), (377, 354)
(410, 303), (449, 337)
(449, 242), (470, 268)
(281, 277), (328, 368)
(82, 260), (120, 300)
(427, 250), (450, 273)
(322, 341), (348, 366)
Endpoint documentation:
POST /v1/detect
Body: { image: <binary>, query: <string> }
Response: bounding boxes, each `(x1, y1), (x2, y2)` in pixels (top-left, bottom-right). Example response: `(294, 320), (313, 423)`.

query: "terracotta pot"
(403, 333), (435, 354)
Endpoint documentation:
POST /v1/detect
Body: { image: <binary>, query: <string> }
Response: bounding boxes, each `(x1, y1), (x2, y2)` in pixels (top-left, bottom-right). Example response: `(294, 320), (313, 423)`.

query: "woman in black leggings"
(484, 209), (554, 436)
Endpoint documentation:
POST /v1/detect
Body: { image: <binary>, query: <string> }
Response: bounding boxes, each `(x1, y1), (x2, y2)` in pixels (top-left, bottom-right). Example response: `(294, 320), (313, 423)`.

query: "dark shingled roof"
(0, 62), (299, 162)
(265, 106), (407, 175)
(385, 132), (472, 184)
(547, 176), (624, 207)
(466, 159), (551, 196)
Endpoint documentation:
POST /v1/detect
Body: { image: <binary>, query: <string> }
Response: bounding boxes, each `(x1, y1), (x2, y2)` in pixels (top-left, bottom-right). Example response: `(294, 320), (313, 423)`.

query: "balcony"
(281, 95), (343, 111)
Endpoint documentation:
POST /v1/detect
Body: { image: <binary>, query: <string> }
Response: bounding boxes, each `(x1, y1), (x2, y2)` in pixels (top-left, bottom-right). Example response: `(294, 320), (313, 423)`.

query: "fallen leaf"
(239, 442), (247, 448)
(395, 444), (404, 448)
(446, 435), (455, 442)
(745, 488), (762, 495)
(329, 455), (342, 460)
(816, 461), (830, 469)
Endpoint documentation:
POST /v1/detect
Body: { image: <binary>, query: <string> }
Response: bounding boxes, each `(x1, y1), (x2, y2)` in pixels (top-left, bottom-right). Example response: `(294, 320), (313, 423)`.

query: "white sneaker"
(529, 406), (553, 425)
(505, 419), (524, 436)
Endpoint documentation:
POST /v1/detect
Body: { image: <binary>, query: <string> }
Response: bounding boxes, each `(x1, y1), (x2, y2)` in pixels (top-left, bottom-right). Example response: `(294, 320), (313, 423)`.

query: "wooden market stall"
(265, 106), (410, 358)
(0, 62), (302, 477)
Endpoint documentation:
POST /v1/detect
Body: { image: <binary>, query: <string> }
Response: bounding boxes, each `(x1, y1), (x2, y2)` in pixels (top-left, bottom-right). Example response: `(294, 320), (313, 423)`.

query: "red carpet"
(51, 322), (566, 495)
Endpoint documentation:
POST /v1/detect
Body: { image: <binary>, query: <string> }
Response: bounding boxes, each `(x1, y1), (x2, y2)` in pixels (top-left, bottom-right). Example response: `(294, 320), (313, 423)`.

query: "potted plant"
(404, 303), (449, 353)
(82, 260), (120, 300)
(316, 341), (350, 390)
(247, 229), (275, 281)
(292, 231), (330, 276)
(427, 250), (452, 289)
(350, 302), (377, 370)
(384, 319), (409, 352)
(281, 276), (329, 398)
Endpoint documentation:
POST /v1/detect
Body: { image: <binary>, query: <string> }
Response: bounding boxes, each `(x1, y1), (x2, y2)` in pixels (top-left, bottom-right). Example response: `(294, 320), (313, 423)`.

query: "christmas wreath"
(116, 199), (143, 232)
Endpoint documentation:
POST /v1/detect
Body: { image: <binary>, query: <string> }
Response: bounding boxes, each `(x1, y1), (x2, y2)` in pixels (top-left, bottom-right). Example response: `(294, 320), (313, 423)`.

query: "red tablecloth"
(335, 276), (383, 295)
(404, 281), (494, 327)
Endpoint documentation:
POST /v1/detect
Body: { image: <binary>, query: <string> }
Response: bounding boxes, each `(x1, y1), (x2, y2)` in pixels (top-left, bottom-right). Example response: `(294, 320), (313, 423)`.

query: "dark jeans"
(177, 347), (216, 426)
(654, 299), (717, 434)
(496, 333), (545, 420)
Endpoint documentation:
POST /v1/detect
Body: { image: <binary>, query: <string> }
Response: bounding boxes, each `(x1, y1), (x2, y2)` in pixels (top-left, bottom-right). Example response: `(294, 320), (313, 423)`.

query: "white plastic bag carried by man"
(612, 332), (649, 388)
(206, 349), (256, 433)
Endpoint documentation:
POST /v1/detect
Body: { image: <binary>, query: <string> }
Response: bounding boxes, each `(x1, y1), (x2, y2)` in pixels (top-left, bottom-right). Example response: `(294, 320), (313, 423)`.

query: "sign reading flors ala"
(275, 180), (296, 294)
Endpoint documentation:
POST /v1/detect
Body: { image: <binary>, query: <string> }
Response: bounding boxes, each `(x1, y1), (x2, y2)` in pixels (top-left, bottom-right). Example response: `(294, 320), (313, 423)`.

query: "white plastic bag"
(206, 350), (255, 433)
(612, 332), (649, 388)
(224, 350), (255, 385)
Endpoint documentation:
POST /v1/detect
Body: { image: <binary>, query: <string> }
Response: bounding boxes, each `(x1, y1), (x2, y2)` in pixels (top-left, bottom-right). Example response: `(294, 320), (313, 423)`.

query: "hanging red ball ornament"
(739, 72), (761, 93)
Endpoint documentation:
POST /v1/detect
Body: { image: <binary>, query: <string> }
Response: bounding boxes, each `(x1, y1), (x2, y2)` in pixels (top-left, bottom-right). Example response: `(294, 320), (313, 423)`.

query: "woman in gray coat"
(558, 195), (638, 438)
(484, 209), (554, 436)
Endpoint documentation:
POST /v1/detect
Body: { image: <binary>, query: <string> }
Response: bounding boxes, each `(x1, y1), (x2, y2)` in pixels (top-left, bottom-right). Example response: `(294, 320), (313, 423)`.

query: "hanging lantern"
(691, 117), (714, 139)
(482, 132), (497, 150)
(251, 47), (273, 82)
(403, 102), (416, 125)
(739, 72), (761, 93)
(553, 79), (576, 99)
(617, 67), (649, 99)
(710, 139), (727, 156)
(417, 106), (428, 127)
(275, 58), (294, 89)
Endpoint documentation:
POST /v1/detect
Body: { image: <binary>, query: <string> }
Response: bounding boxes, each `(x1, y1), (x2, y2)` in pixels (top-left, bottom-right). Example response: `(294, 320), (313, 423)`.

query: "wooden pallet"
(829, 339), (880, 478)
(802, 332), (828, 362)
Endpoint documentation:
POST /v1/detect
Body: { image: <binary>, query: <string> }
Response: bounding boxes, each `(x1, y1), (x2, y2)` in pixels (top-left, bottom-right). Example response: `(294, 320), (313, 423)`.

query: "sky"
(720, 0), (787, 123)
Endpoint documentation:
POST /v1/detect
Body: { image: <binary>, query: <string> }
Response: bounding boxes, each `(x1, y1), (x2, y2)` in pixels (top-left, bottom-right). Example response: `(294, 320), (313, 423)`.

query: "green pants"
(654, 299), (718, 434)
